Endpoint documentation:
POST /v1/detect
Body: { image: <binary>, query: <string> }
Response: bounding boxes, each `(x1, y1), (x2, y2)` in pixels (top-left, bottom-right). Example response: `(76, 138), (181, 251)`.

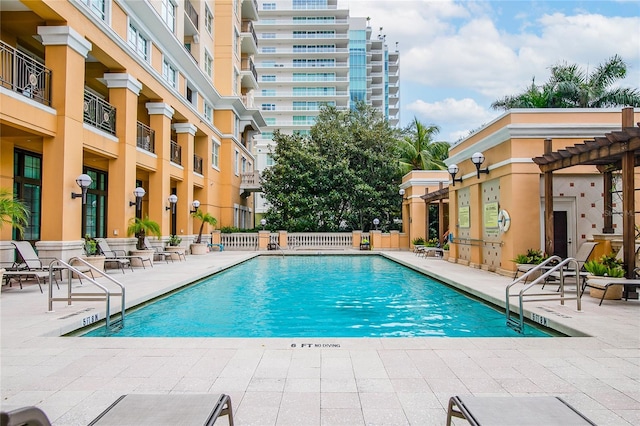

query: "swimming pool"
(84, 256), (550, 337)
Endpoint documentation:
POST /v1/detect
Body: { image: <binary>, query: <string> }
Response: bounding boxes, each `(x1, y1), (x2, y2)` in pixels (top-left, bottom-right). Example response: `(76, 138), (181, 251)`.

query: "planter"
(130, 249), (154, 267)
(587, 276), (624, 300)
(165, 246), (186, 260)
(72, 255), (105, 278)
(190, 243), (208, 255)
(443, 250), (450, 261)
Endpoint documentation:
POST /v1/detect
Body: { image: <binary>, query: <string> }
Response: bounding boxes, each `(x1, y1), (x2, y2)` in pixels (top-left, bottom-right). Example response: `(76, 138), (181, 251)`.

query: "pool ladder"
(48, 257), (126, 331)
(506, 256), (583, 333)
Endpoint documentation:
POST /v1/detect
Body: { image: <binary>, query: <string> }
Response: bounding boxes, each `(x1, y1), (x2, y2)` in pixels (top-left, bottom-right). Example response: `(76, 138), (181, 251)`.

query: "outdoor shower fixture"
(471, 151), (490, 178)
(71, 173), (93, 204)
(447, 164), (463, 186)
(166, 194), (178, 213)
(190, 199), (200, 213)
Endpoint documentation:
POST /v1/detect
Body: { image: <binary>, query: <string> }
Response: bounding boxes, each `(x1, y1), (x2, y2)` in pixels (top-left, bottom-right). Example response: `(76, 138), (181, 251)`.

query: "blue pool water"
(84, 256), (550, 337)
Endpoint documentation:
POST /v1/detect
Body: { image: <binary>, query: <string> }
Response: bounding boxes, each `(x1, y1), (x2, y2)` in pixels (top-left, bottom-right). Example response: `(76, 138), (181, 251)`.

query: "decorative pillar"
(469, 183), (483, 268)
(37, 26), (91, 242)
(104, 73), (142, 239)
(544, 138), (554, 257)
(146, 102), (174, 236)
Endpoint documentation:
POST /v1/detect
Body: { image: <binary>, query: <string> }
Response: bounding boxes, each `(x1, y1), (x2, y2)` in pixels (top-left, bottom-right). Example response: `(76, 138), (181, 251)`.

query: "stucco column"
(173, 123), (196, 237)
(146, 102), (174, 236)
(37, 26), (91, 241)
(104, 73), (142, 238)
(448, 188), (458, 261)
(469, 183), (483, 267)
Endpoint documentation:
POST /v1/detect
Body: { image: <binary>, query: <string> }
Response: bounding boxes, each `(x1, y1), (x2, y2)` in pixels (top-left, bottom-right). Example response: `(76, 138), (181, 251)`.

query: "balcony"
(194, 154), (203, 174)
(240, 171), (261, 197)
(0, 41), (51, 106)
(83, 89), (116, 135)
(136, 122), (155, 153)
(184, 0), (199, 35)
(240, 57), (257, 81)
(170, 140), (182, 165)
(241, 20), (258, 53)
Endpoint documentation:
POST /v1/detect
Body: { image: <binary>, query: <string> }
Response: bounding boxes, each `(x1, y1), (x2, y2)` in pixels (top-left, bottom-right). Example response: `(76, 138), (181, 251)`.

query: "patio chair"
(10, 241), (63, 287)
(544, 242), (598, 290)
(96, 240), (137, 273)
(142, 237), (173, 263)
(88, 393), (233, 425)
(446, 395), (595, 425)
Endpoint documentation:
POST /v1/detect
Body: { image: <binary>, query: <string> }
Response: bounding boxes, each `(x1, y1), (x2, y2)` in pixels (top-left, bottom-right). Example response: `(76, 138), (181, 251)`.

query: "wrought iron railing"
(241, 20), (258, 47)
(83, 90), (116, 135)
(0, 40), (52, 106)
(170, 140), (181, 165)
(136, 122), (155, 153)
(185, 0), (199, 30)
(193, 154), (203, 174)
(241, 57), (257, 81)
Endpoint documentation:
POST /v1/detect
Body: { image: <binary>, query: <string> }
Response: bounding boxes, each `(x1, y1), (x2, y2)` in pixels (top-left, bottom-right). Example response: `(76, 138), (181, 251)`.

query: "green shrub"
(584, 255), (625, 277)
(411, 237), (426, 246)
(513, 249), (547, 265)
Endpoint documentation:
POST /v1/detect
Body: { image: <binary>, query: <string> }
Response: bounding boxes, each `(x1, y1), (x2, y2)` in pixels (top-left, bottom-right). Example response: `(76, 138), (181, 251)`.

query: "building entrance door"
(553, 211), (568, 258)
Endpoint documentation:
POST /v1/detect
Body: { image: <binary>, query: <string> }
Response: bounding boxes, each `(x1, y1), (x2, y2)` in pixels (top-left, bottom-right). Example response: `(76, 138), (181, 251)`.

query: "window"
(162, 59), (177, 88)
(261, 33), (276, 39)
(204, 102), (213, 121)
(205, 6), (213, 34)
(266, 154), (274, 166)
(13, 149), (42, 242)
(261, 75), (276, 82)
(261, 103), (276, 111)
(234, 150), (239, 175)
(261, 132), (273, 139)
(212, 139), (220, 168)
(265, 118), (276, 125)
(242, 157), (247, 173)
(82, 168), (108, 239)
(261, 47), (276, 53)
(261, 89), (276, 96)
(128, 23), (149, 61)
(81, 0), (106, 20)
(204, 51), (213, 77)
(161, 0), (176, 32)
(186, 85), (197, 105)
(263, 3), (276, 10)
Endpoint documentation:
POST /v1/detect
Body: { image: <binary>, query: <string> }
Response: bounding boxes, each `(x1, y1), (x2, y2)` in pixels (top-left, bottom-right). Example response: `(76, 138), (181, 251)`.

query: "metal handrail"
(506, 256), (583, 333)
(48, 258), (125, 330)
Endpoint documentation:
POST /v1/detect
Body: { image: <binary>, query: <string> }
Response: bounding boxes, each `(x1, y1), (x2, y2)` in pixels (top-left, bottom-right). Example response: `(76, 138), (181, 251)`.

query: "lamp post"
(260, 218), (266, 230)
(71, 173), (93, 204)
(373, 218), (380, 230)
(130, 187), (146, 218)
(166, 194), (178, 236)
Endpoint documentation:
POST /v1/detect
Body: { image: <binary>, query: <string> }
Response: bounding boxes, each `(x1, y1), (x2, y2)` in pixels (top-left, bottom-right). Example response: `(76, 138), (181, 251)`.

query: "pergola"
(532, 108), (640, 278)
(420, 184), (449, 246)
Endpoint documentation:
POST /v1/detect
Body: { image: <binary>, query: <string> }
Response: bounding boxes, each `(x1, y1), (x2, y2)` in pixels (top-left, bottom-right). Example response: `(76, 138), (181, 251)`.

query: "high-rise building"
(0, 0), (264, 260)
(252, 0), (400, 214)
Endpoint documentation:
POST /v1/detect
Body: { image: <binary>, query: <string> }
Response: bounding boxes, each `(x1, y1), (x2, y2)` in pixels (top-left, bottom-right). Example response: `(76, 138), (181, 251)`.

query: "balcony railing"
(241, 57), (257, 81)
(136, 122), (155, 153)
(241, 20), (258, 48)
(170, 140), (181, 165)
(83, 89), (116, 135)
(194, 154), (203, 174)
(185, 0), (199, 30)
(0, 40), (52, 106)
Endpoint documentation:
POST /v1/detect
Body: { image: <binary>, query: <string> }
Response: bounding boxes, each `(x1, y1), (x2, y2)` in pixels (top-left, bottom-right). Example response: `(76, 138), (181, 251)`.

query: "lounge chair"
(544, 241), (599, 290)
(2, 270), (56, 293)
(96, 240), (136, 273)
(142, 237), (174, 263)
(446, 395), (595, 425)
(9, 241), (64, 289)
(88, 394), (234, 425)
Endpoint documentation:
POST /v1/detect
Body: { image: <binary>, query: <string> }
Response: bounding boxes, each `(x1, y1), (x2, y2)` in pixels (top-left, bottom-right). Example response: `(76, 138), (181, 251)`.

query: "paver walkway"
(1, 251), (638, 425)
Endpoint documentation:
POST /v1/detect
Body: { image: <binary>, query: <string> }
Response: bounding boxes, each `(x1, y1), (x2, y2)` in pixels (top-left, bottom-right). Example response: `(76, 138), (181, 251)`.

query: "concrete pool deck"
(1, 251), (638, 425)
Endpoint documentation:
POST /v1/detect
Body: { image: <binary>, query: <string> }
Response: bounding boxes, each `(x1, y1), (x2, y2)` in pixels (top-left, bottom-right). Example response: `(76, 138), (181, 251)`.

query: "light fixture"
(129, 187), (146, 208)
(447, 164), (463, 186)
(373, 218), (380, 230)
(166, 194), (178, 213)
(71, 173), (93, 204)
(260, 218), (266, 230)
(471, 151), (489, 178)
(190, 199), (200, 213)
(399, 188), (408, 201)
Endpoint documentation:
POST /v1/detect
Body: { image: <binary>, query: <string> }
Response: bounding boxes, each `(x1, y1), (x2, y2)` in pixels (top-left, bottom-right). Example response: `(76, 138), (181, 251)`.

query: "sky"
(339, 0), (640, 142)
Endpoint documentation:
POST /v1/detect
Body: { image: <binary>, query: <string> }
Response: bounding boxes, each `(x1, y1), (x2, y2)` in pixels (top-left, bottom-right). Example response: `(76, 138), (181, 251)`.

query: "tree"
(0, 188), (29, 235)
(492, 55), (640, 110)
(127, 216), (161, 249)
(261, 103), (403, 232)
(191, 209), (217, 243)
(398, 117), (450, 173)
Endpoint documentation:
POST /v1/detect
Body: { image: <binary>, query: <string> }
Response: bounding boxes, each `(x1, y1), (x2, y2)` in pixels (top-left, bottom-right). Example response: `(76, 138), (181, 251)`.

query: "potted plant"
(127, 216), (161, 266)
(165, 234), (185, 260)
(512, 248), (548, 280)
(167, 235), (182, 247)
(584, 254), (625, 300)
(75, 234), (105, 273)
(0, 188), (29, 234)
(191, 209), (217, 255)
(442, 242), (450, 260)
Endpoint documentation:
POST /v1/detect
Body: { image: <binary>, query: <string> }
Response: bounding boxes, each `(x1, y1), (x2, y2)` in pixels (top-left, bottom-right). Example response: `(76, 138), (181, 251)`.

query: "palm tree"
(191, 209), (217, 243)
(398, 117), (450, 173)
(0, 188), (29, 235)
(127, 216), (161, 249)
(492, 55), (640, 111)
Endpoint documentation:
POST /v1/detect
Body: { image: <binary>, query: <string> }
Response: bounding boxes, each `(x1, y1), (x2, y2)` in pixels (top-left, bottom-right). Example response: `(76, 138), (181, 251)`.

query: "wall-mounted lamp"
(399, 188), (408, 201)
(71, 173), (93, 204)
(373, 218), (380, 230)
(190, 199), (201, 214)
(260, 218), (266, 230)
(471, 151), (489, 178)
(129, 187), (146, 208)
(447, 164), (463, 186)
(166, 194), (178, 213)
